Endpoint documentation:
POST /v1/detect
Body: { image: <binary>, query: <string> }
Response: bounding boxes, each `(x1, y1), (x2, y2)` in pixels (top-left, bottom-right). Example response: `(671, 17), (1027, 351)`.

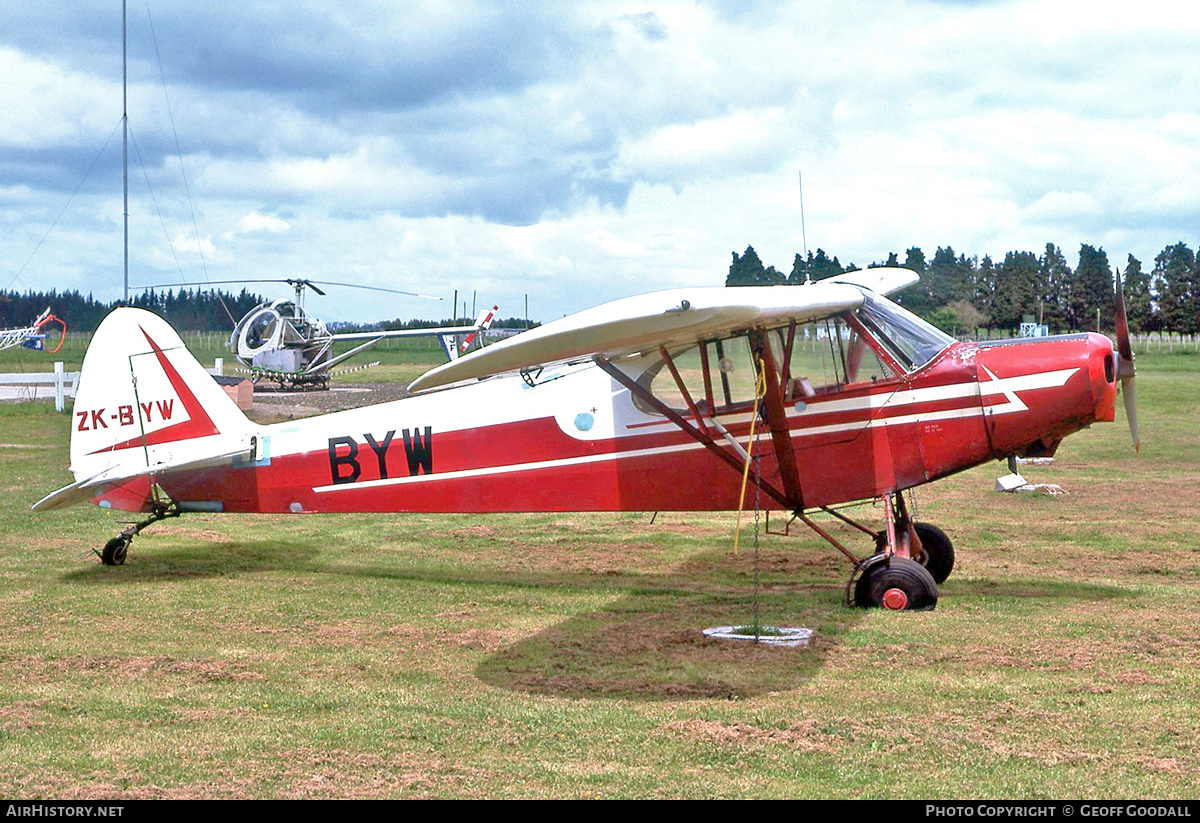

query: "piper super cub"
(34, 267), (1138, 610)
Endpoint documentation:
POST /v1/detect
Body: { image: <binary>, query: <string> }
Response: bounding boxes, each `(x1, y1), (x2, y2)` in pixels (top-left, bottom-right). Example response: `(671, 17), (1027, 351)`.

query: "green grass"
(0, 351), (1197, 797)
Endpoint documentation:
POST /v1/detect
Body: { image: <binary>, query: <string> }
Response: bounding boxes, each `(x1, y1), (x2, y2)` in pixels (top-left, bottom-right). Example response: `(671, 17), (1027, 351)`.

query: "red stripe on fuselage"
(157, 372), (992, 513)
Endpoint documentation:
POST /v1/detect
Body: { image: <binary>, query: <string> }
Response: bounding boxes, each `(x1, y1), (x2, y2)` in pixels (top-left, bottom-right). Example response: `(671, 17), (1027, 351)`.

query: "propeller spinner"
(1114, 267), (1140, 453)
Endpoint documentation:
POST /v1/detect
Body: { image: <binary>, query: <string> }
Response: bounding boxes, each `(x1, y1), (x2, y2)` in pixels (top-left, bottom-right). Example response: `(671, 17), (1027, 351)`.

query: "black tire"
(912, 523), (955, 584)
(873, 523), (955, 584)
(854, 556), (938, 611)
(101, 537), (128, 566)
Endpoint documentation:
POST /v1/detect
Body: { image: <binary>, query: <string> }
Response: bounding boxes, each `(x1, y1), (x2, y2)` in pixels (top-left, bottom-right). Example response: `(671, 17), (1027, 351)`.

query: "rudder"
(69, 308), (253, 492)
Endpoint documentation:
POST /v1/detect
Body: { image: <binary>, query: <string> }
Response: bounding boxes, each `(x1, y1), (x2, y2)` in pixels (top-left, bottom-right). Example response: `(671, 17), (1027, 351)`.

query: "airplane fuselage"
(145, 332), (1118, 517)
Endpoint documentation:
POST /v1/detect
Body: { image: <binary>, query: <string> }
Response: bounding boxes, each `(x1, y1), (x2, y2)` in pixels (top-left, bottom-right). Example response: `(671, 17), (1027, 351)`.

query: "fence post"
(54, 361), (65, 412)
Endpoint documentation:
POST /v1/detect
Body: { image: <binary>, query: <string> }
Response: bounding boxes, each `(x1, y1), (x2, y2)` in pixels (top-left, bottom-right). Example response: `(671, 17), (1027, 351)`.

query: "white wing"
(408, 270), (918, 393)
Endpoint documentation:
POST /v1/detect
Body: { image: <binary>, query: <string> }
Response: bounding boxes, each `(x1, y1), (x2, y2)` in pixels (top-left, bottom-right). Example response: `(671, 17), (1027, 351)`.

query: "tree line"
(726, 241), (1200, 336)
(0, 288), (267, 333)
(1, 287), (539, 335)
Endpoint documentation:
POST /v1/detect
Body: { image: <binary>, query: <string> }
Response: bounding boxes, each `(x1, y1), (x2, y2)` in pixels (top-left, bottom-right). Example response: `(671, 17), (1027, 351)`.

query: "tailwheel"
(100, 536), (130, 566)
(852, 555), (938, 611)
(95, 504), (180, 566)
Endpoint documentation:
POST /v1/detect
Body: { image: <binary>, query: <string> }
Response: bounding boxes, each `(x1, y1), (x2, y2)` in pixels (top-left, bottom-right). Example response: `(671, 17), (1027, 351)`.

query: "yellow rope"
(733, 358), (768, 555)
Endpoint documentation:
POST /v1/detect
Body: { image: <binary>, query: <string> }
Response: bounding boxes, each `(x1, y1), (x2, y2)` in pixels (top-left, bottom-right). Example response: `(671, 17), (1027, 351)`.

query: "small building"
(212, 374), (254, 410)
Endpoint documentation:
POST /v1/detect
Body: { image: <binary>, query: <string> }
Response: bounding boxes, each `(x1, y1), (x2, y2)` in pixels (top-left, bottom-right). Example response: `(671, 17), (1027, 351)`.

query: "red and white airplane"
(33, 268), (1138, 610)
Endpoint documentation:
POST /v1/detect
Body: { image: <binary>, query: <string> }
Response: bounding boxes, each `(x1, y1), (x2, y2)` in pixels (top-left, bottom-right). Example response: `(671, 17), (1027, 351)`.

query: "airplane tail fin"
(38, 308), (257, 512)
(439, 305), (499, 361)
(438, 333), (461, 362)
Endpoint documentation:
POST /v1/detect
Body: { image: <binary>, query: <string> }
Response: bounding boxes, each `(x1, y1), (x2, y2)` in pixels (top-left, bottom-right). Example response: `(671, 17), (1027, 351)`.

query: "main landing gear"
(849, 492), (949, 610)
(96, 504), (180, 566)
(783, 492), (952, 610)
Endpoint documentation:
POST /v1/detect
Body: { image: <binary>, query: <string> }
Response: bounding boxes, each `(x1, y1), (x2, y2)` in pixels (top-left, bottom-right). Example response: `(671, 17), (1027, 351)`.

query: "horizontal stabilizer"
(33, 443), (256, 512)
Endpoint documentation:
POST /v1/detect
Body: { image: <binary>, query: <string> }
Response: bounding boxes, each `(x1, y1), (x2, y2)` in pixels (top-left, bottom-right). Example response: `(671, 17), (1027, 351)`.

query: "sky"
(2, 0), (1198, 325)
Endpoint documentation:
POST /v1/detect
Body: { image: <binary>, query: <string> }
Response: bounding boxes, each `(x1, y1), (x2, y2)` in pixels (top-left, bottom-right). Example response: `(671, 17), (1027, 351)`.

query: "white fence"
(0, 363), (79, 411)
(958, 329), (1200, 352)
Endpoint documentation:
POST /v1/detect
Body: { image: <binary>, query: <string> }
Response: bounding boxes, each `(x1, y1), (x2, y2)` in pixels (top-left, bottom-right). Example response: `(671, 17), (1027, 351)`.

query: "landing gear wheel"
(912, 523), (954, 584)
(853, 556), (938, 611)
(101, 536), (130, 566)
(874, 523), (956, 584)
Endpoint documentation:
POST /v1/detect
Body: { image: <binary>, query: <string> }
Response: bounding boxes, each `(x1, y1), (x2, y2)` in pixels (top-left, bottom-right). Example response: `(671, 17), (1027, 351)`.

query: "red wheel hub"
(881, 588), (909, 610)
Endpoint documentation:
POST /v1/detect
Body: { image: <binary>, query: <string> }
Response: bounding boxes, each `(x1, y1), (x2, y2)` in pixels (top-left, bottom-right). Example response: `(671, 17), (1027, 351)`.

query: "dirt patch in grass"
(14, 654), (266, 684)
(167, 527), (233, 545)
(275, 747), (491, 799)
(0, 699), (51, 729)
(660, 718), (850, 754)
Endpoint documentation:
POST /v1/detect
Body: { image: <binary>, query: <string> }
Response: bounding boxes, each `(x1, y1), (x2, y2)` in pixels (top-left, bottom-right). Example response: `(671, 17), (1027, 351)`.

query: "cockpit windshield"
(853, 293), (953, 370)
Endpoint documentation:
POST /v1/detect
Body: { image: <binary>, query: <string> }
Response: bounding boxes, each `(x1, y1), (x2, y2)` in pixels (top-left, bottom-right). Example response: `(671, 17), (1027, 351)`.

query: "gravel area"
(248, 381), (413, 420)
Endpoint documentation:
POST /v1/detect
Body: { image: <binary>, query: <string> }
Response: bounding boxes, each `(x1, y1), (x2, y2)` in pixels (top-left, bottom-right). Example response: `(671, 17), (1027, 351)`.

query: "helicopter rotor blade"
(134, 279), (441, 301)
(286, 279), (326, 296)
(305, 280), (442, 300)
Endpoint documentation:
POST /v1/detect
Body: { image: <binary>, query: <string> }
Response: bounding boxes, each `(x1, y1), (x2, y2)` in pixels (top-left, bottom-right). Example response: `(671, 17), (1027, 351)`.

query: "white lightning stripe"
(313, 366), (1079, 494)
(624, 367), (1079, 434)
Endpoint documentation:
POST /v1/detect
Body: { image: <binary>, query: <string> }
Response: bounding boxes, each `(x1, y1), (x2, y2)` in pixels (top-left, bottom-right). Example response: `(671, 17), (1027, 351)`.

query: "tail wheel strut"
(97, 504), (180, 566)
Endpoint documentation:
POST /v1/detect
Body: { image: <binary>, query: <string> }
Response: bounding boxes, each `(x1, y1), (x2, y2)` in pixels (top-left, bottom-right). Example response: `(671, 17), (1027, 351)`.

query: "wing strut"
(749, 329), (805, 510)
(593, 351), (795, 511)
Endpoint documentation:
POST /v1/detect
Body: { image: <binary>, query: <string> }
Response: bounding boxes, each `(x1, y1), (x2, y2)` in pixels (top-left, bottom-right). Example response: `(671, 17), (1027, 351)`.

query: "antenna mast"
(798, 170), (810, 284)
(122, 0), (129, 302)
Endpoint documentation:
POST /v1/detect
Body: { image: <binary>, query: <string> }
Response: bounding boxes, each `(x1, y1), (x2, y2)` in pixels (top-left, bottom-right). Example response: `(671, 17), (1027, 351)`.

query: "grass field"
(0, 349), (1197, 798)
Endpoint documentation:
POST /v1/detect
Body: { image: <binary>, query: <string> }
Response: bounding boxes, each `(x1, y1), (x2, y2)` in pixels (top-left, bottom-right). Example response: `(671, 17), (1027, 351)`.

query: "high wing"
(408, 268), (918, 393)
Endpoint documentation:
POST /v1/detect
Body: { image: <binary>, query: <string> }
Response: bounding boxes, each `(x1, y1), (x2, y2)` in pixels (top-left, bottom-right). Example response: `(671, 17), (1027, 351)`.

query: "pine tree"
(1038, 244), (1071, 331)
(726, 246), (766, 287)
(1152, 243), (1195, 334)
(1122, 255), (1153, 333)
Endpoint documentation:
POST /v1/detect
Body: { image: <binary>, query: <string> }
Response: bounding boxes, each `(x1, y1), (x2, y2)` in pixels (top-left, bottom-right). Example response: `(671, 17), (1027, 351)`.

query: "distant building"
(213, 374), (254, 410)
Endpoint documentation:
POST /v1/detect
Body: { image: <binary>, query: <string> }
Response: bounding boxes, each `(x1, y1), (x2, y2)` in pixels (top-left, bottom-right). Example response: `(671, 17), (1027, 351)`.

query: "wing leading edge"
(408, 268), (919, 392)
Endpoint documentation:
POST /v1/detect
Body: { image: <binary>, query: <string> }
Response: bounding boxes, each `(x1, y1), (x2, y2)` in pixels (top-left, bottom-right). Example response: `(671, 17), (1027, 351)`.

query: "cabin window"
(634, 321), (901, 418)
(708, 336), (760, 409)
(642, 345), (708, 412)
(244, 310), (278, 352)
(789, 318), (895, 396)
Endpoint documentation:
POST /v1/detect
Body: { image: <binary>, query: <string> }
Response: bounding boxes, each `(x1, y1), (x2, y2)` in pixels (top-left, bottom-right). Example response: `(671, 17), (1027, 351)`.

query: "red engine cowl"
(975, 333), (1118, 459)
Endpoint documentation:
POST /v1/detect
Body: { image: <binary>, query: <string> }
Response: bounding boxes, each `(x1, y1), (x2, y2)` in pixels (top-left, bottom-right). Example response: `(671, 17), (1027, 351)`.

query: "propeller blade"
(1122, 375), (1139, 454)
(1113, 267), (1139, 452)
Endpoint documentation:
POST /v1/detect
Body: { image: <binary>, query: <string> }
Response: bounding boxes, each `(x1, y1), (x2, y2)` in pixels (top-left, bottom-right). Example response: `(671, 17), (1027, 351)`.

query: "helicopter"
(136, 278), (495, 389)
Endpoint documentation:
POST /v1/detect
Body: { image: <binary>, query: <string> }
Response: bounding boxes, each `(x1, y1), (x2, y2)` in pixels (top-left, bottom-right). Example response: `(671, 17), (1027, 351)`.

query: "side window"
(643, 345), (707, 412)
(788, 318), (896, 398)
(636, 335), (760, 416)
(707, 336), (758, 409)
(634, 320), (899, 418)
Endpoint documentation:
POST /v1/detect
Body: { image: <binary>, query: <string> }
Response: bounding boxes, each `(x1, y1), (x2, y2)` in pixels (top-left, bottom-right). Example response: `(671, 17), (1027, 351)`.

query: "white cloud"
(238, 212), (290, 233)
(4, 1), (1200, 319)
